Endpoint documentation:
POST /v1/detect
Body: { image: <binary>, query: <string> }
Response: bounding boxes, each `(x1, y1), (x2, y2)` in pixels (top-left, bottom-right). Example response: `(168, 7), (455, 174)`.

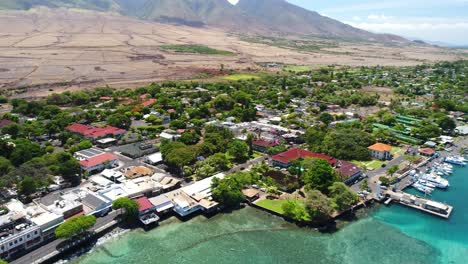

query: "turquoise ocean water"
(73, 166), (467, 264)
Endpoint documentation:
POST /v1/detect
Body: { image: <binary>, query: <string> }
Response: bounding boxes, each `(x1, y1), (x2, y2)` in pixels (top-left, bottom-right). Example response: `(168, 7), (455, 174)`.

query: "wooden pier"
(385, 190), (453, 219)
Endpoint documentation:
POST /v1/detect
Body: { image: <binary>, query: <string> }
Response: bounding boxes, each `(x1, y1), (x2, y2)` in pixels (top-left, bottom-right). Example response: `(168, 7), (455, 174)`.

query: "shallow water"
(72, 166), (467, 264)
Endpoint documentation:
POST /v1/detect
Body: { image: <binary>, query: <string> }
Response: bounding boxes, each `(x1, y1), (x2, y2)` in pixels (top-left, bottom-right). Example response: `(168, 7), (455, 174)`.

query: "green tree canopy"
(305, 190), (333, 221)
(322, 128), (374, 161)
(302, 158), (338, 194)
(282, 200), (309, 221)
(227, 140), (249, 162)
(107, 113), (131, 129)
(211, 176), (245, 207)
(112, 197), (139, 222)
(328, 182), (359, 211)
(55, 215), (96, 239)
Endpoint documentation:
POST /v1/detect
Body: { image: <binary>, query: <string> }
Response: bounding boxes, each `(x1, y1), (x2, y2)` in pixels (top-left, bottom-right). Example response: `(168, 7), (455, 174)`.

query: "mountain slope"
(0, 0), (407, 42)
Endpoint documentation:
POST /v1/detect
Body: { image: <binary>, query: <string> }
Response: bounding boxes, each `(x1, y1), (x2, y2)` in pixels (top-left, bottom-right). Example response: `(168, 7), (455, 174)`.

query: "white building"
(0, 200), (44, 259)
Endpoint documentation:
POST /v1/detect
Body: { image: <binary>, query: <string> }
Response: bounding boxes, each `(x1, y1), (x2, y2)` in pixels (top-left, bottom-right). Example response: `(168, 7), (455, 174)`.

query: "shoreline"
(54, 202), (382, 263)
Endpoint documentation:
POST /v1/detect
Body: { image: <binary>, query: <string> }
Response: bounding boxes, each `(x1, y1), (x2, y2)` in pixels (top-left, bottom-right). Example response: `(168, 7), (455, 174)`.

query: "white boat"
(445, 157), (466, 166)
(417, 179), (437, 189)
(412, 182), (433, 195)
(420, 173), (449, 189)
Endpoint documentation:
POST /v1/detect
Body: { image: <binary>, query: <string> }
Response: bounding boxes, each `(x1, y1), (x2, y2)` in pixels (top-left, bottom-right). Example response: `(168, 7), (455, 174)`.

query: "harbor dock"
(385, 190), (453, 219)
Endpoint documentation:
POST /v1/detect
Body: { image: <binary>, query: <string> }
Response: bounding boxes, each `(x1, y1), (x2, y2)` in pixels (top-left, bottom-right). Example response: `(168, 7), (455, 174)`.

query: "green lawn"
(223, 74), (260, 81)
(255, 199), (288, 214)
(283, 65), (312, 73)
(160, 45), (234, 56)
(352, 160), (385, 170)
(391, 146), (405, 157)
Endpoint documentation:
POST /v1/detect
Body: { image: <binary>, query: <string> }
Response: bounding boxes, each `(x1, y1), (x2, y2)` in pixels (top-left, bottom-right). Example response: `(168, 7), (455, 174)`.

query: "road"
(11, 211), (119, 264)
(228, 154), (268, 173)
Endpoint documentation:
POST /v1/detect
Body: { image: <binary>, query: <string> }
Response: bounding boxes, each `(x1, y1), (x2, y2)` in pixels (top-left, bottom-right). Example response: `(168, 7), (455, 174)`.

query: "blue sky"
(285, 0), (468, 45)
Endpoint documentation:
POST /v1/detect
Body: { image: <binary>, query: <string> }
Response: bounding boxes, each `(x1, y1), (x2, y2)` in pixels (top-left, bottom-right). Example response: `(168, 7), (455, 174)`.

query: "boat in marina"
(420, 173), (450, 189)
(445, 156), (467, 166)
(412, 182), (434, 195)
(417, 179), (437, 189)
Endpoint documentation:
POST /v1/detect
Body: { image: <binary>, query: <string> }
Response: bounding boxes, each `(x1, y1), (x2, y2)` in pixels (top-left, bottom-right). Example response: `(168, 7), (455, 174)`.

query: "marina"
(379, 154), (466, 219)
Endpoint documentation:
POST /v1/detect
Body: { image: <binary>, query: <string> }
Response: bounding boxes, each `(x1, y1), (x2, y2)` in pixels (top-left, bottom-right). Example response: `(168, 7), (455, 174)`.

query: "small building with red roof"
(419, 148), (436, 157)
(135, 196), (160, 225)
(272, 148), (337, 168)
(252, 139), (279, 153)
(79, 153), (119, 173)
(66, 123), (126, 141)
(336, 161), (363, 185)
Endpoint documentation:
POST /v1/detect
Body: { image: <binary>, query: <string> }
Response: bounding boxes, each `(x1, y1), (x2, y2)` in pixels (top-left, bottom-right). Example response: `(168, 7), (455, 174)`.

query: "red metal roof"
(272, 148), (337, 166)
(142, 98), (157, 107)
(135, 197), (154, 212)
(79, 153), (118, 168)
(66, 123), (126, 139)
(336, 161), (362, 178)
(252, 139), (279, 148)
(419, 148), (435, 155)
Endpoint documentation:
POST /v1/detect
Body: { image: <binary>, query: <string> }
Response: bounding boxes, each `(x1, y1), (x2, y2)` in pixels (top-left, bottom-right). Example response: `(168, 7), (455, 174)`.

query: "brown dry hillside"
(0, 8), (465, 98)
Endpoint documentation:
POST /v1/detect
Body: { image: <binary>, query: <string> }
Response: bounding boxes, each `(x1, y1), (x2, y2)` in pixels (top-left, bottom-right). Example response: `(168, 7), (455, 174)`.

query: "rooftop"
(124, 166), (154, 179)
(80, 153), (119, 168)
(272, 148), (337, 166)
(368, 143), (392, 152)
(135, 197), (154, 212)
(252, 139), (279, 148)
(66, 123), (126, 139)
(336, 161), (362, 178)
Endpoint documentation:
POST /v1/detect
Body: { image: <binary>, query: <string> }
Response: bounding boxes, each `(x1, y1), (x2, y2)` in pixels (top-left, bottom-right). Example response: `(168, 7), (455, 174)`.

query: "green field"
(283, 65), (312, 73)
(255, 199), (288, 214)
(223, 74), (260, 81)
(160, 45), (234, 55)
(352, 160), (385, 170)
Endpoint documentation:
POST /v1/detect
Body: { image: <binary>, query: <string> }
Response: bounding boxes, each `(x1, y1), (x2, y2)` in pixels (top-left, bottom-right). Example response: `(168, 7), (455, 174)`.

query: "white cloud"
(322, 0), (467, 14)
(368, 14), (393, 20)
(352, 16), (362, 21)
(346, 17), (468, 44)
(226, 0), (239, 5)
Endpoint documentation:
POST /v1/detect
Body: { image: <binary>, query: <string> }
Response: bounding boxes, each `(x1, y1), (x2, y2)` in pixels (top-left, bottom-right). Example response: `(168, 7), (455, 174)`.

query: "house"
(149, 195), (174, 214)
(124, 166), (153, 179)
(79, 153), (119, 173)
(66, 123), (126, 141)
(96, 138), (117, 148)
(368, 143), (392, 160)
(242, 189), (260, 203)
(166, 173), (225, 217)
(146, 153), (163, 165)
(424, 141), (438, 148)
(336, 161), (363, 185)
(252, 139), (279, 153)
(134, 197), (159, 225)
(419, 148), (436, 157)
(272, 148), (337, 168)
